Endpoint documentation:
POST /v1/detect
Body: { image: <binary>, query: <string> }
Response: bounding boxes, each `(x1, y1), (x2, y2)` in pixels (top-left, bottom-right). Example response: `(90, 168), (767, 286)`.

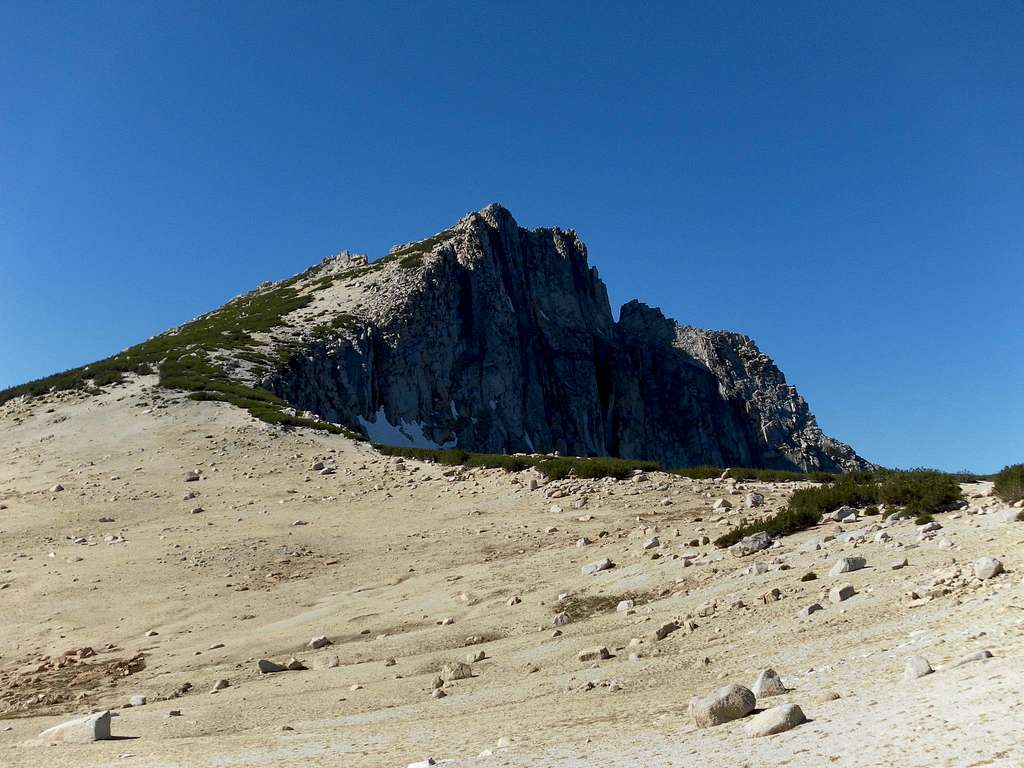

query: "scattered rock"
(308, 635), (332, 649)
(744, 703), (806, 737)
(689, 684), (756, 728)
(751, 668), (788, 698)
(974, 557), (1003, 580)
(581, 558), (614, 575)
(257, 659), (287, 674)
(578, 646), (612, 662)
(128, 694), (147, 707)
(33, 711), (111, 744)
(729, 532), (772, 558)
(440, 661), (473, 682)
(829, 584), (856, 603)
(953, 650), (993, 666)
(830, 557), (866, 576)
(903, 656), (933, 680)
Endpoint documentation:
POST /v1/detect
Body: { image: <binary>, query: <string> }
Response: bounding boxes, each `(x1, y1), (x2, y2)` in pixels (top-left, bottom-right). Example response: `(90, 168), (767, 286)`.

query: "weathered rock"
(581, 558), (614, 575)
(799, 603), (823, 618)
(744, 703), (806, 737)
(266, 206), (868, 473)
(954, 650), (993, 666)
(745, 492), (765, 509)
(974, 557), (1003, 580)
(689, 684), (756, 728)
(308, 635), (332, 649)
(729, 531), (773, 558)
(578, 646), (611, 662)
(903, 656), (933, 680)
(751, 668), (788, 698)
(33, 711), (111, 744)
(128, 694), (147, 707)
(440, 661), (473, 681)
(257, 659), (287, 673)
(829, 584), (856, 603)
(652, 621), (679, 641)
(552, 611), (571, 626)
(830, 557), (866, 576)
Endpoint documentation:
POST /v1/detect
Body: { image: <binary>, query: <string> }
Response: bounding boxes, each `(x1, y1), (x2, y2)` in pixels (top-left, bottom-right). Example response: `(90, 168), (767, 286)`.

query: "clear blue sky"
(2, 2), (1021, 472)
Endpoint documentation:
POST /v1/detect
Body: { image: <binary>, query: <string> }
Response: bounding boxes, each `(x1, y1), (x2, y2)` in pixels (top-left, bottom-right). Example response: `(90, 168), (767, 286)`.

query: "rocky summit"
(262, 204), (864, 470)
(0, 204), (866, 472)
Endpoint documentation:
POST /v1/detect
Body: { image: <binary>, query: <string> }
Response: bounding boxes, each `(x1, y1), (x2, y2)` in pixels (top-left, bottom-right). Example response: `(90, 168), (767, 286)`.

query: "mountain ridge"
(0, 204), (868, 471)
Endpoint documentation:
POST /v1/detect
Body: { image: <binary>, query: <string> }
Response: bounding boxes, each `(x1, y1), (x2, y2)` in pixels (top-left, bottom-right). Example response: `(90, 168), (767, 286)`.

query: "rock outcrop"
(265, 204), (867, 471)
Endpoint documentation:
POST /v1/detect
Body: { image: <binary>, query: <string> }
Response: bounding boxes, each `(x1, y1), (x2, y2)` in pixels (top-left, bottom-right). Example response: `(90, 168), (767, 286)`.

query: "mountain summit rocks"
(261, 205), (866, 471)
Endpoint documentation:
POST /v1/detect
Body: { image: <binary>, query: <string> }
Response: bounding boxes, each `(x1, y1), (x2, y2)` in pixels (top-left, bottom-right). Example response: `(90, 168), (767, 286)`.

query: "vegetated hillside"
(1, 204), (869, 472)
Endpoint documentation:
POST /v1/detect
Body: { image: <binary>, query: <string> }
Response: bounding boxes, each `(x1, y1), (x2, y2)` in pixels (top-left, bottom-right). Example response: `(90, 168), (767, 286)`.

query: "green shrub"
(537, 456), (659, 480)
(914, 513), (935, 525)
(994, 464), (1024, 503)
(878, 471), (962, 515)
(713, 505), (822, 548)
(672, 466), (836, 483)
(863, 505), (880, 516)
(372, 445), (658, 480)
(398, 254), (424, 269)
(0, 273), (360, 437)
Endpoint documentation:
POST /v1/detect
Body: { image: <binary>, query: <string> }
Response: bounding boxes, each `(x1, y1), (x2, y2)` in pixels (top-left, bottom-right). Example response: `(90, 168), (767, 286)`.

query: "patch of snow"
(358, 407), (455, 449)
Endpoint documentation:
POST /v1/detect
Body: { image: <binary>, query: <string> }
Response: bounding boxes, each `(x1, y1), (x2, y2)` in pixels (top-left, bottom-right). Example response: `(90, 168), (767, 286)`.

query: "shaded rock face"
(269, 205), (866, 471)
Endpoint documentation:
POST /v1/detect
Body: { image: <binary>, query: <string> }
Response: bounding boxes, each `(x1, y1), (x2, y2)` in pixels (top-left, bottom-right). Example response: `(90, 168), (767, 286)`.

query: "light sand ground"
(1, 376), (1021, 767)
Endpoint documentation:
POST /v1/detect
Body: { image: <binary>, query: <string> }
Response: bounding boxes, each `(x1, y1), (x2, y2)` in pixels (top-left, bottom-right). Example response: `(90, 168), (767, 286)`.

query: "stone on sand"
(744, 703), (806, 737)
(689, 684), (756, 728)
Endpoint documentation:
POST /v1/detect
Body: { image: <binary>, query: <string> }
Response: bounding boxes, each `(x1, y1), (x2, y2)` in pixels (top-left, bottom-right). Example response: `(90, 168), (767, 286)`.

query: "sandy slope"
(0, 376), (1021, 767)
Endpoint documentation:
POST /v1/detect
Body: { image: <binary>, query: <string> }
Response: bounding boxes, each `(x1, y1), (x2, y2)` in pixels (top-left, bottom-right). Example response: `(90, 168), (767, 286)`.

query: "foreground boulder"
(689, 684), (756, 728)
(33, 711), (111, 744)
(744, 703), (806, 737)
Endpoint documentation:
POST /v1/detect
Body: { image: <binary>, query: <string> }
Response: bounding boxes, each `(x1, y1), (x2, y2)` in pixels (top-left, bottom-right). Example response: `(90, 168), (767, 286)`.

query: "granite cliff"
(264, 205), (866, 471)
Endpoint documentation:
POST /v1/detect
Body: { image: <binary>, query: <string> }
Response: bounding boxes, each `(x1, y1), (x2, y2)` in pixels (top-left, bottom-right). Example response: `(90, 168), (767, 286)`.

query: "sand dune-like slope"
(0, 377), (1021, 767)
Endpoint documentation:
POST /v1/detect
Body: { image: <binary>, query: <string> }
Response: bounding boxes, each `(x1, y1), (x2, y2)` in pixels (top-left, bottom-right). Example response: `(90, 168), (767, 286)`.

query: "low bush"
(372, 445), (658, 480)
(994, 464), (1024, 503)
(914, 513), (935, 525)
(713, 505), (822, 548)
(878, 471), (962, 515)
(672, 466), (836, 483)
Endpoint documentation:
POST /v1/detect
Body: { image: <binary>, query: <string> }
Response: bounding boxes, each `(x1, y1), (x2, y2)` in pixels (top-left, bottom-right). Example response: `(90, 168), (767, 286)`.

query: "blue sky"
(1, 2), (1021, 472)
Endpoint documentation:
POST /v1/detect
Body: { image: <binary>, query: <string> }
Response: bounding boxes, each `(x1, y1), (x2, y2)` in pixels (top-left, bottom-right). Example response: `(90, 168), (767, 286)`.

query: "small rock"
(440, 661), (473, 681)
(689, 684), (756, 728)
(552, 611), (571, 626)
(308, 635), (332, 649)
(729, 532), (772, 558)
(581, 558), (614, 576)
(799, 603), (823, 618)
(954, 649), (993, 666)
(829, 584), (856, 603)
(829, 557), (866, 576)
(974, 557), (1003, 580)
(744, 703), (806, 737)
(257, 659), (287, 674)
(751, 668), (788, 698)
(128, 694), (147, 707)
(903, 656), (933, 680)
(578, 646), (611, 662)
